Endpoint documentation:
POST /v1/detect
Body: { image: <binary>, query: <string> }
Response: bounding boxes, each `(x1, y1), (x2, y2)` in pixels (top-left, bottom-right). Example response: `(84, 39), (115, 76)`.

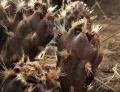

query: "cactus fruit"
(0, 0), (103, 92)
(57, 25), (102, 92)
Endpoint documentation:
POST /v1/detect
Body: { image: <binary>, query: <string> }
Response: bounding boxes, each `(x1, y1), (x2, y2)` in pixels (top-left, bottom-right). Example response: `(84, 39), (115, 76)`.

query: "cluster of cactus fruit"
(0, 0), (103, 92)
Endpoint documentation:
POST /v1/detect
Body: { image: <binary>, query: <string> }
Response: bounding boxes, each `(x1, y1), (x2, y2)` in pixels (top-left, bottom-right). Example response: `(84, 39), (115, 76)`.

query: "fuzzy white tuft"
(92, 24), (103, 33)
(47, 5), (57, 15)
(90, 15), (97, 20)
(89, 9), (94, 14)
(52, 27), (59, 40)
(71, 18), (86, 29)
(60, 10), (66, 17)
(56, 22), (67, 35)
(16, 0), (25, 11)
(0, 0), (10, 10)
(23, 12), (27, 20)
(28, 0), (37, 8)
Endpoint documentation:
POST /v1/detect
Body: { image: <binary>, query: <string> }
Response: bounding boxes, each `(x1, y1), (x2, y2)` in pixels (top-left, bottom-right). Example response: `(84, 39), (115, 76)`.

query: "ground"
(86, 0), (120, 91)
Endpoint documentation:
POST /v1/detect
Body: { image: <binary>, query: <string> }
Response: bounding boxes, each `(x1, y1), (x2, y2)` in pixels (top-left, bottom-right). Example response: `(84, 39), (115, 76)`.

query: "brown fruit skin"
(6, 9), (54, 67)
(26, 8), (34, 17)
(7, 9), (25, 33)
(5, 0), (16, 17)
(6, 37), (21, 68)
(46, 79), (57, 91)
(27, 16), (54, 60)
(0, 26), (8, 52)
(3, 75), (46, 92)
(36, 16), (54, 46)
(57, 28), (102, 92)
(0, 10), (6, 21)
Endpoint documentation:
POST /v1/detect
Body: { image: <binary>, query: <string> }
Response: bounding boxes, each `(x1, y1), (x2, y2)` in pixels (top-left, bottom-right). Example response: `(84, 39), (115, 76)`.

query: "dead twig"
(91, 0), (102, 9)
(94, 0), (109, 20)
(102, 70), (114, 74)
(101, 30), (120, 44)
(94, 77), (116, 92)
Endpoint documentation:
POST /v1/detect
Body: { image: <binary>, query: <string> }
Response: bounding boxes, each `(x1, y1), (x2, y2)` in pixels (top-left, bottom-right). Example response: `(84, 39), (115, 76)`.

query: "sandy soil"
(86, 0), (120, 91)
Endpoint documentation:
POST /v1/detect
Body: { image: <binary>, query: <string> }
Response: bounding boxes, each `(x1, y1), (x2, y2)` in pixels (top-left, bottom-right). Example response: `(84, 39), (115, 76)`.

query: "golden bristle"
(4, 69), (15, 78)
(56, 22), (67, 36)
(47, 73), (55, 79)
(16, 0), (25, 11)
(85, 62), (92, 76)
(0, 69), (15, 81)
(8, 31), (16, 38)
(30, 32), (37, 41)
(18, 50), (25, 66)
(0, 0), (9, 10)
(7, 15), (14, 23)
(47, 67), (61, 79)
(28, 85), (34, 92)
(58, 49), (71, 59)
